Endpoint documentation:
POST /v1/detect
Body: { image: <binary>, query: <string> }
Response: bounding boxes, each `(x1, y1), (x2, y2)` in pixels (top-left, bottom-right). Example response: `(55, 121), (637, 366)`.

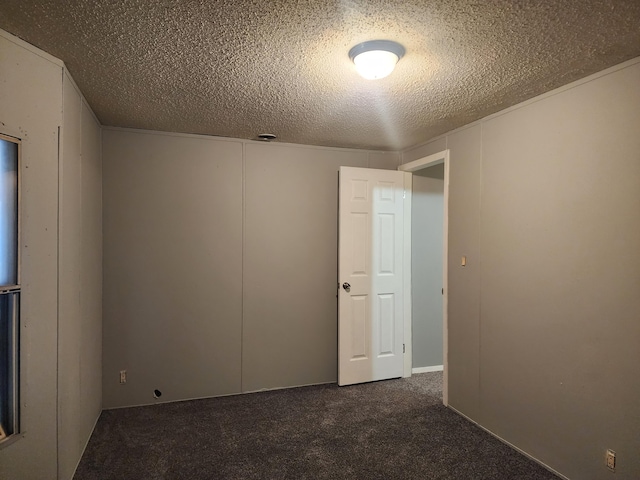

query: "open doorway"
(399, 150), (449, 405)
(412, 164), (445, 372)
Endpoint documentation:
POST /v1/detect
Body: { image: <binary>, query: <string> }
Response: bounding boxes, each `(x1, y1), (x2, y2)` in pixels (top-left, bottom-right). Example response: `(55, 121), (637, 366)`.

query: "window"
(0, 134), (20, 443)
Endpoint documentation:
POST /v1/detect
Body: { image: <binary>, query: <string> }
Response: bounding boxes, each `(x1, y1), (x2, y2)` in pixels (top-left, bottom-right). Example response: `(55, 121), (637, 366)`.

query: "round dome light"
(348, 40), (405, 80)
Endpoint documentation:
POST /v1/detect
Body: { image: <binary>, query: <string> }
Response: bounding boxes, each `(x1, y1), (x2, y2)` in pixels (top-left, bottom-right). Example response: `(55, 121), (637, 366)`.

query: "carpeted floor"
(74, 373), (559, 479)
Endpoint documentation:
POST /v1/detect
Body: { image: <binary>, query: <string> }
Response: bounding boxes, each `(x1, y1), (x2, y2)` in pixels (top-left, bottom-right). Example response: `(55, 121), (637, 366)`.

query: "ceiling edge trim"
(101, 126), (401, 155)
(402, 54), (640, 156)
(62, 69), (101, 127)
(0, 27), (64, 68)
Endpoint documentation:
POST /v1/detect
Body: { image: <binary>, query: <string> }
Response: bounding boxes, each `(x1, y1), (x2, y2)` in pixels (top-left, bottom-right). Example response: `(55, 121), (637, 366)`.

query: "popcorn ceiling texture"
(1, 1), (640, 150)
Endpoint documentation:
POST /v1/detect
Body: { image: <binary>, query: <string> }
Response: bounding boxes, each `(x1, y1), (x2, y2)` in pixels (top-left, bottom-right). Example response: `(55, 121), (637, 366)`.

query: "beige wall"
(0, 31), (62, 480)
(102, 130), (244, 407)
(403, 58), (640, 480)
(0, 30), (103, 480)
(58, 72), (103, 480)
(102, 129), (399, 407)
(243, 143), (368, 391)
(79, 99), (103, 455)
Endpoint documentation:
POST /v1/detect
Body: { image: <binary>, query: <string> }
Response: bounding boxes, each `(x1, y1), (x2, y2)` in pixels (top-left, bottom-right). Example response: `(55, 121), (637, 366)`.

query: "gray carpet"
(74, 373), (559, 479)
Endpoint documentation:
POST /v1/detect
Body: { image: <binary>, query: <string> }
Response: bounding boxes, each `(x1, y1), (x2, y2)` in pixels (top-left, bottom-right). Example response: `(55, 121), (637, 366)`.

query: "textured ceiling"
(1, 1), (640, 150)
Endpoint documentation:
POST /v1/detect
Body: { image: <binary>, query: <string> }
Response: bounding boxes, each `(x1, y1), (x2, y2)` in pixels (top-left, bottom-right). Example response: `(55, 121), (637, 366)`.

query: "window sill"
(0, 431), (23, 450)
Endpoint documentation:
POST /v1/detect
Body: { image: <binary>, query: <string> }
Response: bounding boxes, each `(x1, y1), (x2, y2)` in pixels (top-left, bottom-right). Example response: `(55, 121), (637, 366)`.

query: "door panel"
(338, 167), (405, 386)
(349, 296), (367, 359)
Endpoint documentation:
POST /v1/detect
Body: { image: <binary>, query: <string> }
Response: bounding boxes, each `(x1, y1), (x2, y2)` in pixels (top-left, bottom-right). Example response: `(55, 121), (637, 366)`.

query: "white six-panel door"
(338, 167), (405, 386)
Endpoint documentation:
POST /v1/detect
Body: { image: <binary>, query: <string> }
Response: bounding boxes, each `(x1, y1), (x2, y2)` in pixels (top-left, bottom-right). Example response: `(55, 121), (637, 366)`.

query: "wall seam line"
(477, 122), (484, 422)
(56, 64), (65, 479)
(241, 142), (246, 393)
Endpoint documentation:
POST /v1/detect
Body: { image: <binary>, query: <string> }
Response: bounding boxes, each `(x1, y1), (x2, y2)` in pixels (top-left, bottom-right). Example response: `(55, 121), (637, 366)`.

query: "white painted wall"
(79, 86), (103, 476)
(0, 29), (103, 480)
(0, 30), (63, 480)
(403, 57), (640, 480)
(58, 72), (103, 480)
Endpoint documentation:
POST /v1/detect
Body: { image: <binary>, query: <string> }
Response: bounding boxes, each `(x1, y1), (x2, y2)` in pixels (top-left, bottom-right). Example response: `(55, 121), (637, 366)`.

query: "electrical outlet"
(606, 449), (616, 471)
(119, 370), (127, 384)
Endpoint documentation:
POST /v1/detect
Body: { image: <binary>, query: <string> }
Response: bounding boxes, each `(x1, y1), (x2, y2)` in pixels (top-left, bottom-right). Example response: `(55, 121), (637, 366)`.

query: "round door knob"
(342, 282), (351, 290)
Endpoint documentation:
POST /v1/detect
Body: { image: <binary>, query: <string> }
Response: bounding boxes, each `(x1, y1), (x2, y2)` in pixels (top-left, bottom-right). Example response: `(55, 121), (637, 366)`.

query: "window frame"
(0, 132), (21, 447)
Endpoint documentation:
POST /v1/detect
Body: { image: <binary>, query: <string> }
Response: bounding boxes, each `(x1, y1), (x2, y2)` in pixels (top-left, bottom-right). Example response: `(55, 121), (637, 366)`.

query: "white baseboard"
(412, 365), (444, 374)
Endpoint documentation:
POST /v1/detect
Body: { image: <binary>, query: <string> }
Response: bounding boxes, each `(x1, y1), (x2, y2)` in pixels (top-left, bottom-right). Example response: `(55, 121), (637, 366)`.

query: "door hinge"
(403, 343), (406, 354)
(403, 189), (406, 199)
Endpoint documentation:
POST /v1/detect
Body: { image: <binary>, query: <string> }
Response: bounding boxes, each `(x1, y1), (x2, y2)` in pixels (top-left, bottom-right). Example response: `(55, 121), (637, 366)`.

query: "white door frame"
(398, 150), (450, 406)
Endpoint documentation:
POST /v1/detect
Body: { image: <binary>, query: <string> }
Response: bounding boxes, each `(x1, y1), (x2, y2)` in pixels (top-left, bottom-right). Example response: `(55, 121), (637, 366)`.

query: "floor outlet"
(606, 449), (616, 471)
(120, 370), (127, 384)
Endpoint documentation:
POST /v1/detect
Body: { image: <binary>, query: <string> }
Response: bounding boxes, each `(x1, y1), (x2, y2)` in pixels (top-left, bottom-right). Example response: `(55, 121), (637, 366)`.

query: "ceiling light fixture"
(348, 40), (405, 80)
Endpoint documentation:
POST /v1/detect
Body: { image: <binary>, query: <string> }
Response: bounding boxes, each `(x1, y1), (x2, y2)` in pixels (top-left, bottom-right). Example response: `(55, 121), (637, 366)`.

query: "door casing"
(398, 150), (450, 406)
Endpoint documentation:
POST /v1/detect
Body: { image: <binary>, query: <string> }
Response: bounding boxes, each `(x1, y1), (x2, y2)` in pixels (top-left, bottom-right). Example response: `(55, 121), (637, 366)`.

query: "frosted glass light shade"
(349, 40), (405, 80)
(353, 50), (399, 80)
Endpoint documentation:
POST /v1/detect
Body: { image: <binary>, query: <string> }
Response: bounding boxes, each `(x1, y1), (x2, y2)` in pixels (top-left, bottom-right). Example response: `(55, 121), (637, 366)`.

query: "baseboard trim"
(412, 365), (444, 374)
(447, 405), (570, 480)
(104, 381), (336, 410)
